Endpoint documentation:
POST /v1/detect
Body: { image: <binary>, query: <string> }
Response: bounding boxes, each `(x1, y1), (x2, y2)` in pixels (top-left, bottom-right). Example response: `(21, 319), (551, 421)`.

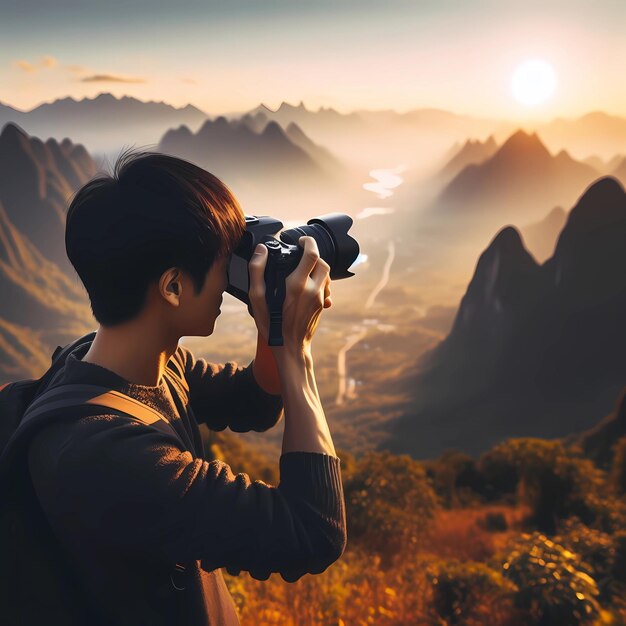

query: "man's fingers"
(289, 236), (321, 288)
(310, 257), (330, 291)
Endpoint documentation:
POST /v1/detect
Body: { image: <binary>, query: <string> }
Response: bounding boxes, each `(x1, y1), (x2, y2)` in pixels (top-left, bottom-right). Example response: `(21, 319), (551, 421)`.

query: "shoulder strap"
(22, 384), (170, 428)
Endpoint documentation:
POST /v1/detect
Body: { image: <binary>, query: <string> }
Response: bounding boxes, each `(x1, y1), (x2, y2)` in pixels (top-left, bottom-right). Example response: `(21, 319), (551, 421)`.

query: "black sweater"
(27, 341), (347, 626)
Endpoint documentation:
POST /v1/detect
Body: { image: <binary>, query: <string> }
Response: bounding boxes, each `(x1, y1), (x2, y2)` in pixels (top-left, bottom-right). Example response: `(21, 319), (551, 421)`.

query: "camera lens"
(280, 213), (359, 279)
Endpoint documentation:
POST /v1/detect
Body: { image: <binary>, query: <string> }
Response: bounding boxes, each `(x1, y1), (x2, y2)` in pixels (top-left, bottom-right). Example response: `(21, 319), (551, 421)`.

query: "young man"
(26, 151), (346, 625)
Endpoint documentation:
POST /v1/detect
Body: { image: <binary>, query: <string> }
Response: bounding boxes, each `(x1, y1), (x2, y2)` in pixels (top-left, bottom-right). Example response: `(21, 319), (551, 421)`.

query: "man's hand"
(248, 237), (332, 357)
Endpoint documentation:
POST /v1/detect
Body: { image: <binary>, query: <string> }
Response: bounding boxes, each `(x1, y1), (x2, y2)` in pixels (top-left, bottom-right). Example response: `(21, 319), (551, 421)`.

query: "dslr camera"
(226, 213), (360, 345)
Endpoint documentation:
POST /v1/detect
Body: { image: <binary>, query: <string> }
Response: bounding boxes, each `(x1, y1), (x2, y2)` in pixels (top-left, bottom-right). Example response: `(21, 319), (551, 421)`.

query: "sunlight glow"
(510, 59), (557, 107)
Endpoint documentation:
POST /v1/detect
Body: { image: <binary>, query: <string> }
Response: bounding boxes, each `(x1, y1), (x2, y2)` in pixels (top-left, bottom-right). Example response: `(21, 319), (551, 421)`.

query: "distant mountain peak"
(262, 120), (287, 139)
(286, 121), (305, 137)
(93, 92), (117, 102)
(499, 129), (549, 155)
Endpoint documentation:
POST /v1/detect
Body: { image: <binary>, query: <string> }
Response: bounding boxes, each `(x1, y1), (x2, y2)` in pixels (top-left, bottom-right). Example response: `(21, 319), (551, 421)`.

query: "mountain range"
(435, 130), (600, 228)
(158, 116), (347, 216)
(0, 93), (209, 163)
(381, 176), (626, 458)
(0, 123), (95, 381)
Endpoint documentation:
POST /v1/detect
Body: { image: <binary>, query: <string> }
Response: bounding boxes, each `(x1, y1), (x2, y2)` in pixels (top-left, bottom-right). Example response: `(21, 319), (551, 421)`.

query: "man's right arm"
(27, 414), (346, 583)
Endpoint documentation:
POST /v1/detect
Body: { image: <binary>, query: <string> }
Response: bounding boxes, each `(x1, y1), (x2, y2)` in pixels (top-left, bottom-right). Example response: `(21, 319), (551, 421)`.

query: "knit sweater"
(26, 341), (347, 626)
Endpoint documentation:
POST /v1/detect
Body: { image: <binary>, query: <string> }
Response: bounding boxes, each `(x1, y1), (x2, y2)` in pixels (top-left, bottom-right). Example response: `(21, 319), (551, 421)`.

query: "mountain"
(0, 198), (92, 382)
(0, 93), (209, 161)
(285, 122), (346, 178)
(236, 111), (269, 134)
(437, 130), (599, 227)
(248, 101), (364, 135)
(381, 176), (626, 458)
(520, 206), (567, 263)
(538, 111), (626, 162)
(242, 102), (504, 171)
(436, 135), (498, 184)
(0, 123), (96, 380)
(0, 122), (98, 270)
(158, 116), (343, 215)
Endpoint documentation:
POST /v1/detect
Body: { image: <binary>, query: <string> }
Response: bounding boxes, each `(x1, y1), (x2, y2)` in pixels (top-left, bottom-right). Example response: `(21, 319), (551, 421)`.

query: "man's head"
(65, 149), (246, 336)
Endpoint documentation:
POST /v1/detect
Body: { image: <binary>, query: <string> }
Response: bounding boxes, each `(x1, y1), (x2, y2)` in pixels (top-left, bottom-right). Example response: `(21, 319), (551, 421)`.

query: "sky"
(1, 0), (625, 121)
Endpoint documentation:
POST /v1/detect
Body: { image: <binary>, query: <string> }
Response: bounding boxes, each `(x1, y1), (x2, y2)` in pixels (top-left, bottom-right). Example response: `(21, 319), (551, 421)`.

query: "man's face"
(182, 255), (229, 337)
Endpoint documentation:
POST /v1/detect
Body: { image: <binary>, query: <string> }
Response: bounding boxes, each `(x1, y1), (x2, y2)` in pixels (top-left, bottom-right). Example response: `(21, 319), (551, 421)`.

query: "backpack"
(0, 331), (193, 625)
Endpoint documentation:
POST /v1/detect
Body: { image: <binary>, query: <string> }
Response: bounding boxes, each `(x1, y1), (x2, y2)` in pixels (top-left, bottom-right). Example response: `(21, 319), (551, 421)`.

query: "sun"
(510, 59), (557, 107)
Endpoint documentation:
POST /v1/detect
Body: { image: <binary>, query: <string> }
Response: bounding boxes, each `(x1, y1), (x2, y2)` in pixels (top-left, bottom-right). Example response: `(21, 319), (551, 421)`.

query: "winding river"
(335, 168), (403, 406)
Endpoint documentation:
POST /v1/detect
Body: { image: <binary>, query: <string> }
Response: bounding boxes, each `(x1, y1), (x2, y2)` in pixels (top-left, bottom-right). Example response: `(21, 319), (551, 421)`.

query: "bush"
(343, 450), (439, 565)
(501, 532), (601, 626)
(428, 559), (517, 625)
(426, 450), (485, 508)
(557, 518), (618, 601)
(479, 438), (614, 533)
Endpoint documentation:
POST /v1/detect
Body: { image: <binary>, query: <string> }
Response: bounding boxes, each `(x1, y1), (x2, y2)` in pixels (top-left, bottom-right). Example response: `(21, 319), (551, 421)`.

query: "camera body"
(225, 213), (359, 306)
(225, 213), (360, 345)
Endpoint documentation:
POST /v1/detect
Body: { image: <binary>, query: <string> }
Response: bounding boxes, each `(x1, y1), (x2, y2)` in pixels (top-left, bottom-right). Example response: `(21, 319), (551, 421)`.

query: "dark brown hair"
(65, 149), (245, 326)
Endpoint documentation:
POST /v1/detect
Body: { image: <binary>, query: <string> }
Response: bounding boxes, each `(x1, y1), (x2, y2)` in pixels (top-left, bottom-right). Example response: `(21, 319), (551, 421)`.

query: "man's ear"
(159, 267), (182, 307)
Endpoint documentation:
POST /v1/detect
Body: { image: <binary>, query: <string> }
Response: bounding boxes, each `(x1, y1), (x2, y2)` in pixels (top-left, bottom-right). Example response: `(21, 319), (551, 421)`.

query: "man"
(27, 150), (347, 625)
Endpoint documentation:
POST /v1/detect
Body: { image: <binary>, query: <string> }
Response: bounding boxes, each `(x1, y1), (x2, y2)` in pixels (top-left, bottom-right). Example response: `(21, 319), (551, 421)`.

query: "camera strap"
(265, 265), (288, 346)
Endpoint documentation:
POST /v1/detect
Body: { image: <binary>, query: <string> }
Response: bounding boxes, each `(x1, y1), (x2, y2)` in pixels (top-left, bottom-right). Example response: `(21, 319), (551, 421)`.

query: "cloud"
(13, 56), (59, 73)
(41, 56), (58, 68)
(80, 74), (147, 84)
(13, 59), (37, 73)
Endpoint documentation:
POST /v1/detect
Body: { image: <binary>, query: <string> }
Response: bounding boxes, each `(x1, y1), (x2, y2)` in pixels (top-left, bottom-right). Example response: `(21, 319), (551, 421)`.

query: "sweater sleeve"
(27, 415), (347, 583)
(172, 345), (284, 433)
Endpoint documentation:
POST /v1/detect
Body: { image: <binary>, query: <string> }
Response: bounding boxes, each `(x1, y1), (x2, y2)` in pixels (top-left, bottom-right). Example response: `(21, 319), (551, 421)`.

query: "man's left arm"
(175, 333), (284, 432)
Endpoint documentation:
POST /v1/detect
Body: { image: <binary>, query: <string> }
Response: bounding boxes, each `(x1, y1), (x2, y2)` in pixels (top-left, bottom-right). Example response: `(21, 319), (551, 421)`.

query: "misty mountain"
(243, 102), (504, 171)
(382, 176), (626, 458)
(583, 154), (624, 175)
(611, 157), (626, 185)
(285, 122), (346, 178)
(0, 123), (98, 270)
(236, 111), (270, 134)
(248, 101), (365, 136)
(436, 130), (599, 227)
(537, 111), (626, 162)
(0, 92), (209, 162)
(230, 113), (347, 180)
(520, 206), (567, 263)
(436, 135), (498, 184)
(158, 116), (345, 215)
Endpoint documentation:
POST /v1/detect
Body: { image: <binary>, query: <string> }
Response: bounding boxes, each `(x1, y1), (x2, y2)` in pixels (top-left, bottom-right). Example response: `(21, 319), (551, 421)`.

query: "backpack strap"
(22, 384), (172, 429)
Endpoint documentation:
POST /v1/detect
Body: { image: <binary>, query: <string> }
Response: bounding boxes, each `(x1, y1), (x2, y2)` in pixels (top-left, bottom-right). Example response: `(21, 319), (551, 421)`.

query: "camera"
(225, 213), (360, 345)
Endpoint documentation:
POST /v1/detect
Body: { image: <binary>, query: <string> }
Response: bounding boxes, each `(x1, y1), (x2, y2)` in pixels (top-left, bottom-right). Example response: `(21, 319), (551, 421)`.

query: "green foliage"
(502, 532), (601, 625)
(343, 450), (438, 564)
(428, 559), (517, 625)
